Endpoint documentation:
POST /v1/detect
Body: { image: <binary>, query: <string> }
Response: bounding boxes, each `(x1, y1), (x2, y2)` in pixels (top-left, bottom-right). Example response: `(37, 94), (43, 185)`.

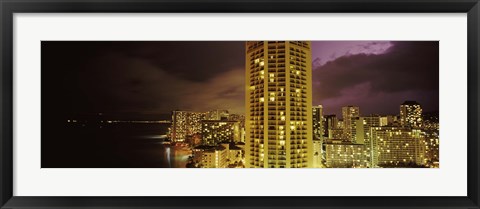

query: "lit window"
(260, 97), (264, 102)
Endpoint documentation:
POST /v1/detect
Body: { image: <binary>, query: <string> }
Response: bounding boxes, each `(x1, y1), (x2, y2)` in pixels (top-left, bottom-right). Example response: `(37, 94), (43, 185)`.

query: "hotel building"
(342, 106), (360, 142)
(312, 105), (324, 140)
(205, 109), (230, 121)
(245, 41), (313, 168)
(371, 126), (426, 167)
(200, 146), (228, 168)
(324, 142), (368, 168)
(201, 120), (241, 145)
(312, 139), (323, 168)
(400, 101), (423, 128)
(171, 111), (205, 142)
(323, 114), (338, 138)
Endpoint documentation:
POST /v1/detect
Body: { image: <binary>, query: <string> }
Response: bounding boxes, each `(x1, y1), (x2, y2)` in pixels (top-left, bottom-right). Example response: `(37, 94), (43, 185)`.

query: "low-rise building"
(324, 142), (368, 168)
(371, 127), (426, 167)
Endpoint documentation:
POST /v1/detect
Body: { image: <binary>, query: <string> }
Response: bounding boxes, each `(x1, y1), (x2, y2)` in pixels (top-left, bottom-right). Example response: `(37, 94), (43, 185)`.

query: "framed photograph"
(1, 0), (479, 208)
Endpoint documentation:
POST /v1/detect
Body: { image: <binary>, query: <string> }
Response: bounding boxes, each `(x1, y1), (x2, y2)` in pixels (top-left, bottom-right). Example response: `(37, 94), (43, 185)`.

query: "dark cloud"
(42, 41), (245, 115)
(313, 41), (439, 115)
(42, 41), (438, 118)
(110, 41), (244, 82)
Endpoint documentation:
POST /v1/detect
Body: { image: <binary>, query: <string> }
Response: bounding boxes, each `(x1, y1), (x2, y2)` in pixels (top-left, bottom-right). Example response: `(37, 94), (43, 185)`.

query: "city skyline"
(42, 41), (439, 168)
(42, 41), (439, 117)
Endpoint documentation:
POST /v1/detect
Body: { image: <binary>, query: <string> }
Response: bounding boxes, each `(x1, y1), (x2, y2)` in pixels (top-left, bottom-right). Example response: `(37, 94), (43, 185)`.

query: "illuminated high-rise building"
(342, 106), (360, 142)
(400, 101), (423, 127)
(200, 146), (228, 168)
(312, 139), (323, 168)
(328, 128), (345, 140)
(324, 142), (368, 168)
(353, 115), (381, 167)
(201, 120), (240, 145)
(324, 114), (338, 138)
(171, 111), (205, 142)
(205, 109), (230, 121)
(228, 114), (246, 142)
(371, 127), (426, 167)
(245, 41), (313, 168)
(354, 115), (381, 144)
(312, 105), (324, 168)
(422, 113), (439, 167)
(312, 105), (324, 140)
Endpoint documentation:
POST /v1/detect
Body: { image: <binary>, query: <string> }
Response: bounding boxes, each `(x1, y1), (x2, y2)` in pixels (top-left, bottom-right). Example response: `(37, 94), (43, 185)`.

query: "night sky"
(42, 41), (438, 117)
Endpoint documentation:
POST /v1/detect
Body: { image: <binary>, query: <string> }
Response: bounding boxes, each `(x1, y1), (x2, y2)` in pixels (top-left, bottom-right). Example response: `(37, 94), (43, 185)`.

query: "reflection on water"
(166, 147), (171, 167)
(42, 123), (190, 168)
(169, 146), (191, 168)
(141, 134), (168, 139)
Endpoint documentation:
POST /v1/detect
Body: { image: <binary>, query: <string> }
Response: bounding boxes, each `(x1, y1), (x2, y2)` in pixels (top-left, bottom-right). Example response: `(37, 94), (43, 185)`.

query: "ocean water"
(41, 123), (190, 168)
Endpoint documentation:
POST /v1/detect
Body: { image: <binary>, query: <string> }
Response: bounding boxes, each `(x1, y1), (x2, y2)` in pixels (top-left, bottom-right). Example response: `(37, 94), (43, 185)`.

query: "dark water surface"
(42, 123), (189, 168)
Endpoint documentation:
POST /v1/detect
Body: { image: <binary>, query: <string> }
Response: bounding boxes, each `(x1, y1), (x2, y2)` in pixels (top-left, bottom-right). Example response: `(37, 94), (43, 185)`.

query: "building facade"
(323, 114), (338, 138)
(205, 109), (230, 121)
(324, 143), (368, 168)
(200, 146), (228, 168)
(312, 105), (324, 140)
(312, 139), (323, 168)
(171, 111), (205, 142)
(245, 41), (313, 168)
(400, 101), (423, 127)
(342, 106), (360, 142)
(371, 127), (426, 167)
(201, 120), (241, 145)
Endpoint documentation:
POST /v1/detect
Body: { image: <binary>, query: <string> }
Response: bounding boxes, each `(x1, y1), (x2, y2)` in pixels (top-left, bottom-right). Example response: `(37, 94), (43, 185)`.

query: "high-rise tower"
(400, 101), (423, 127)
(342, 106), (360, 142)
(245, 41), (313, 168)
(312, 105), (324, 140)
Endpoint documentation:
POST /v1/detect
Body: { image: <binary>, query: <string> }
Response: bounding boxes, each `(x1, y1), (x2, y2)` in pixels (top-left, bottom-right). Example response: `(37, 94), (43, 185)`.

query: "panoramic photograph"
(41, 41), (439, 168)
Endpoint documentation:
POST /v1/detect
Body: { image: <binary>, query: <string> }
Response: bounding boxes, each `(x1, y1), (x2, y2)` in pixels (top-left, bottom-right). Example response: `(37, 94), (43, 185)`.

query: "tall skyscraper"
(353, 115), (381, 168)
(312, 105), (324, 140)
(171, 110), (205, 142)
(354, 115), (381, 144)
(245, 41), (313, 168)
(324, 114), (338, 138)
(342, 106), (360, 142)
(312, 105), (324, 168)
(400, 101), (423, 127)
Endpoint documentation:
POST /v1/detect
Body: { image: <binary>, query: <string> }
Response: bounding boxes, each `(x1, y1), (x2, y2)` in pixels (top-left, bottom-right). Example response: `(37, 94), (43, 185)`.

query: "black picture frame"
(1, 0), (479, 208)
